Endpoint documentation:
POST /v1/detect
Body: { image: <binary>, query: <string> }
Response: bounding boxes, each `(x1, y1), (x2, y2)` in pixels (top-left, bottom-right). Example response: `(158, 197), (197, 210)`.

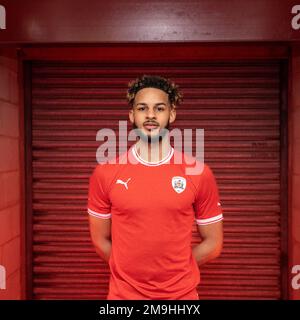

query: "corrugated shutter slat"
(30, 61), (282, 300)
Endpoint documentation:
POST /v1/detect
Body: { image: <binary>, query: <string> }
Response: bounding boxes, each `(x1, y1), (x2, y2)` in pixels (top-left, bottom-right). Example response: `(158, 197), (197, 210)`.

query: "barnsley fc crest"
(172, 176), (186, 194)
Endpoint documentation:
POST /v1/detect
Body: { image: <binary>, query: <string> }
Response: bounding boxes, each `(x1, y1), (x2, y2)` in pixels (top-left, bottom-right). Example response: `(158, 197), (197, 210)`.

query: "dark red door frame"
(20, 43), (289, 61)
(20, 43), (289, 299)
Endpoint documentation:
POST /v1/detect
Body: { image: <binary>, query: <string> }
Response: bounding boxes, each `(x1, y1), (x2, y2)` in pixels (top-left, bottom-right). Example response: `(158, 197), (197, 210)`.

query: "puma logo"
(116, 178), (131, 190)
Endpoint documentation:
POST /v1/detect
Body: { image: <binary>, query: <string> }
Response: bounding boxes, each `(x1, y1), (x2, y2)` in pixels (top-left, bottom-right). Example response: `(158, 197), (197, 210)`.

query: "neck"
(135, 136), (172, 163)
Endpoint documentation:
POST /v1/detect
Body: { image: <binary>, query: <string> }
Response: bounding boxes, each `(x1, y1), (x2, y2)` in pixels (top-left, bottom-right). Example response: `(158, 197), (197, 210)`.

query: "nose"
(146, 108), (156, 119)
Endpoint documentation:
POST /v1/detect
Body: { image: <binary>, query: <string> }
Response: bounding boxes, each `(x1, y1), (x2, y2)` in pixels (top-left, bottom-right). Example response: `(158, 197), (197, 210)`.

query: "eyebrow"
(135, 102), (167, 107)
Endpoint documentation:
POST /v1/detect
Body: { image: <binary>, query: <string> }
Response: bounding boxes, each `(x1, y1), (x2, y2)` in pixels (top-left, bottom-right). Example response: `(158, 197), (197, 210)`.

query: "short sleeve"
(193, 164), (223, 225)
(87, 165), (111, 219)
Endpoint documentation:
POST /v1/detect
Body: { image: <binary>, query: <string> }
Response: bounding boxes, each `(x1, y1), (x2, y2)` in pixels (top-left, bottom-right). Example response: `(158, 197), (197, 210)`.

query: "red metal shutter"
(30, 61), (283, 299)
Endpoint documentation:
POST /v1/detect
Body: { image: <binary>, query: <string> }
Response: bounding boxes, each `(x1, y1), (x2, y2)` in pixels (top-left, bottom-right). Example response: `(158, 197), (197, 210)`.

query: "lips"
(143, 122), (159, 130)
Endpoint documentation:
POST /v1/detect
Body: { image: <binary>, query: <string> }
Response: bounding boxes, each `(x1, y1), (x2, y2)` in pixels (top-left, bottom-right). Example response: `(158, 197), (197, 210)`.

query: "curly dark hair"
(126, 75), (183, 108)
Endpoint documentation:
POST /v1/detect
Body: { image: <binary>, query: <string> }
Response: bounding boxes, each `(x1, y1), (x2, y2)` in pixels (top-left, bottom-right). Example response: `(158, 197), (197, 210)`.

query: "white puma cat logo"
(116, 178), (131, 190)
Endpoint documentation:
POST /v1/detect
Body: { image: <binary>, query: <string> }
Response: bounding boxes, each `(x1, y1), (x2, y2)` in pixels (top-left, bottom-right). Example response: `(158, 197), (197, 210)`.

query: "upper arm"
(89, 214), (111, 242)
(194, 164), (224, 252)
(194, 164), (223, 226)
(87, 165), (112, 242)
(197, 220), (223, 253)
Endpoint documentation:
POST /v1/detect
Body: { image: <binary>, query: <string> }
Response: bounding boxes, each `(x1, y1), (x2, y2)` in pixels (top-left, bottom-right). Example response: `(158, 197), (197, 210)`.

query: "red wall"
(0, 0), (299, 300)
(0, 43), (299, 300)
(0, 0), (299, 42)
(290, 44), (300, 300)
(0, 51), (22, 299)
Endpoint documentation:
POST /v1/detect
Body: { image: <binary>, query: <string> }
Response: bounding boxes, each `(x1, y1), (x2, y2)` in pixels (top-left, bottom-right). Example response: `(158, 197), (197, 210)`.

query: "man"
(87, 75), (223, 300)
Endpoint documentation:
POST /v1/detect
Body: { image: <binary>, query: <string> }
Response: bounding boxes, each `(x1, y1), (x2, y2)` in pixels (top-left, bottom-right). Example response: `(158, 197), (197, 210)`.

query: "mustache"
(143, 121), (159, 125)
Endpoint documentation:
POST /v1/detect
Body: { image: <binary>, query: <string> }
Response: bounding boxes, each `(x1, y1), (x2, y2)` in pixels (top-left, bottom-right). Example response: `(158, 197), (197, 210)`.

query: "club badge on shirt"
(172, 176), (186, 194)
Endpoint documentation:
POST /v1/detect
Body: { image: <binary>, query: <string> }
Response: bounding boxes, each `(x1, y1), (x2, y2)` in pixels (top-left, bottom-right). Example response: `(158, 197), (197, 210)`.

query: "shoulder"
(93, 149), (130, 176)
(91, 150), (133, 189)
(173, 148), (210, 177)
(92, 162), (120, 180)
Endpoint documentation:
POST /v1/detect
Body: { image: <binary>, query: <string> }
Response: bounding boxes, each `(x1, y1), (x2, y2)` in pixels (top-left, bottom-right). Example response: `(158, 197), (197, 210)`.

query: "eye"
(137, 107), (146, 111)
(157, 107), (165, 112)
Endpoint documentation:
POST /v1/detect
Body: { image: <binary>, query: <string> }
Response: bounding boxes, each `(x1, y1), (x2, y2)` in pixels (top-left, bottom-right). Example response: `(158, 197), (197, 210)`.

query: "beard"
(132, 121), (170, 144)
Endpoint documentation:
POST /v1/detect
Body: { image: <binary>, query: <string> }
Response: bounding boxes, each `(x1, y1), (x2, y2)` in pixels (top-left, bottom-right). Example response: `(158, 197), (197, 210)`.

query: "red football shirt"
(87, 145), (223, 300)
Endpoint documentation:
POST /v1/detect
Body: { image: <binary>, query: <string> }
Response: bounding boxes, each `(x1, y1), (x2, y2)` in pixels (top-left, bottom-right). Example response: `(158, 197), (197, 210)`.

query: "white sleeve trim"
(88, 208), (111, 219)
(196, 214), (223, 225)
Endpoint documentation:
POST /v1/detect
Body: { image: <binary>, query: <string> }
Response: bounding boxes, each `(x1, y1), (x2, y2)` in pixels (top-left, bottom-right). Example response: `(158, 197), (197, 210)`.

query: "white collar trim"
(131, 145), (174, 166)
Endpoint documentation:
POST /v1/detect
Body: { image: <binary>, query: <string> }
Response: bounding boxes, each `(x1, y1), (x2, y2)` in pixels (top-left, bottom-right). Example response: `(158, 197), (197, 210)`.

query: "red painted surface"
(289, 43), (300, 300)
(27, 58), (283, 299)
(0, 43), (297, 299)
(0, 0), (297, 300)
(0, 0), (299, 43)
(20, 43), (289, 61)
(0, 50), (22, 299)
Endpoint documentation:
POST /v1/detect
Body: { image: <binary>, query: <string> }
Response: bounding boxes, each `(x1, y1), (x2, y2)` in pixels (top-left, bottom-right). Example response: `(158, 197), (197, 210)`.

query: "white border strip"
(132, 145), (174, 166)
(88, 208), (111, 219)
(196, 214), (223, 225)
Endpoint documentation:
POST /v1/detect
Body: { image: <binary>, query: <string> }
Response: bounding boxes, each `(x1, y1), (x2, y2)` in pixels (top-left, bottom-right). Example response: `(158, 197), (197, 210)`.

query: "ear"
(129, 109), (134, 124)
(169, 105), (176, 124)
